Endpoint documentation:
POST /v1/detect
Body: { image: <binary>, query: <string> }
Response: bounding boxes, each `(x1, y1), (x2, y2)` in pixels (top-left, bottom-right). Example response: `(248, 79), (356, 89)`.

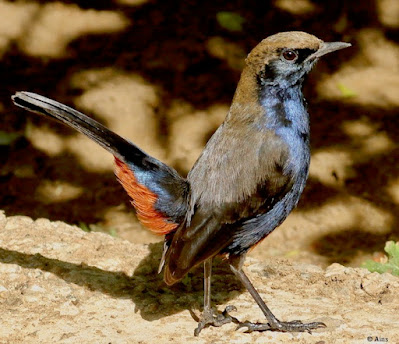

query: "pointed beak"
(307, 41), (351, 61)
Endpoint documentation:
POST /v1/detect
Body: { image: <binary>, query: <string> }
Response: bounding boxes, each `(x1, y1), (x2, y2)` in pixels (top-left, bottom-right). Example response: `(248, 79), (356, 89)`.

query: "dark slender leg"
(229, 257), (326, 333)
(203, 258), (212, 312)
(193, 258), (239, 336)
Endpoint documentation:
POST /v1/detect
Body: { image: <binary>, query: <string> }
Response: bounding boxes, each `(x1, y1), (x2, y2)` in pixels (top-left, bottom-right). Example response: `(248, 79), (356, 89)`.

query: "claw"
(236, 322), (252, 333)
(194, 305), (240, 336)
(305, 321), (327, 334)
(224, 305), (237, 313)
(236, 320), (326, 334)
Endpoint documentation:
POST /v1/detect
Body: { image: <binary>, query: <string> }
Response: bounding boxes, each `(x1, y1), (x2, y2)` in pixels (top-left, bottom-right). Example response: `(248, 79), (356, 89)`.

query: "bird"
(12, 31), (350, 336)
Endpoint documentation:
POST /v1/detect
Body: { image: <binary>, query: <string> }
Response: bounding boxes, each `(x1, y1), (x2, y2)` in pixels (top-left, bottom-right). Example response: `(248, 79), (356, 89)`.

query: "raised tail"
(12, 92), (188, 235)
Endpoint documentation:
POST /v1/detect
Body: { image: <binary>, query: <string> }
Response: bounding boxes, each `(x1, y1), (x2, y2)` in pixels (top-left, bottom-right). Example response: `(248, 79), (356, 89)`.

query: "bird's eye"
(282, 50), (298, 62)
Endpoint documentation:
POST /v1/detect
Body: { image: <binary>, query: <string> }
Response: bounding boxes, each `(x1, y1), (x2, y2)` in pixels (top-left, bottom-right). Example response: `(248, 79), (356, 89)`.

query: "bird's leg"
(229, 257), (326, 333)
(194, 258), (239, 336)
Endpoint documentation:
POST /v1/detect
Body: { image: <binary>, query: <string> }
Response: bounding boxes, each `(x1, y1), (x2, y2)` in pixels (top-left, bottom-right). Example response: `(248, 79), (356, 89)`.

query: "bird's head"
(246, 31), (351, 89)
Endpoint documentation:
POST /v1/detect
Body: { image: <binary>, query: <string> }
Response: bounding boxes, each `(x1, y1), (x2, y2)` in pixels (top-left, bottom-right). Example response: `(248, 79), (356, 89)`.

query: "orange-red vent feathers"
(114, 158), (178, 235)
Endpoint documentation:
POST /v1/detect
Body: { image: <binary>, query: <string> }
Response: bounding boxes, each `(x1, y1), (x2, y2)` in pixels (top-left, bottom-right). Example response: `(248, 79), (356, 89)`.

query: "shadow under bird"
(12, 31), (350, 336)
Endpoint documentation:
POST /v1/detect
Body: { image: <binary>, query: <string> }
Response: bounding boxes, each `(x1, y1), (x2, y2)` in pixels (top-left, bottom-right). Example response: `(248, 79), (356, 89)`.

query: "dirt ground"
(1, 212), (399, 344)
(0, 0), (399, 343)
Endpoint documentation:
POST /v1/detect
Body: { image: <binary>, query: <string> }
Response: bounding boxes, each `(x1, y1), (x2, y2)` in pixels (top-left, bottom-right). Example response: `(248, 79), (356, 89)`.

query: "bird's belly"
(226, 133), (310, 256)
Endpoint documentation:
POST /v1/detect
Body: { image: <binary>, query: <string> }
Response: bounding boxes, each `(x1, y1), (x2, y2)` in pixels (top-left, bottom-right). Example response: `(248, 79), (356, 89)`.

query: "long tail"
(12, 92), (188, 235)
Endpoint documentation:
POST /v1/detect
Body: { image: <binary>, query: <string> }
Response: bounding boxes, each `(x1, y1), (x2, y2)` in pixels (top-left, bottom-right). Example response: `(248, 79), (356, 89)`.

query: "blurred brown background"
(0, 0), (398, 268)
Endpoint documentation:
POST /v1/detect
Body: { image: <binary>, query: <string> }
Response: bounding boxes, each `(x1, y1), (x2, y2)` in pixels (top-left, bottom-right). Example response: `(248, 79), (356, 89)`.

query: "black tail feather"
(12, 91), (189, 231)
(12, 91), (145, 163)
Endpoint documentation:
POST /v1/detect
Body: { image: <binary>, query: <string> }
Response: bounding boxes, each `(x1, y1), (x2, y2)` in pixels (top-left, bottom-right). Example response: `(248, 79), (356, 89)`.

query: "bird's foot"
(193, 305), (240, 336)
(237, 319), (326, 333)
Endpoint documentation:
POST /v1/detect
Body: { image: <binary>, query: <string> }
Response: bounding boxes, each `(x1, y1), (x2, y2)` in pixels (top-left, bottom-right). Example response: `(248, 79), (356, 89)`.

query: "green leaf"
(216, 12), (245, 32)
(78, 222), (91, 232)
(385, 241), (399, 267)
(0, 131), (20, 145)
(108, 228), (118, 237)
(362, 241), (399, 276)
(78, 222), (118, 237)
(181, 274), (192, 291)
(337, 83), (357, 98)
